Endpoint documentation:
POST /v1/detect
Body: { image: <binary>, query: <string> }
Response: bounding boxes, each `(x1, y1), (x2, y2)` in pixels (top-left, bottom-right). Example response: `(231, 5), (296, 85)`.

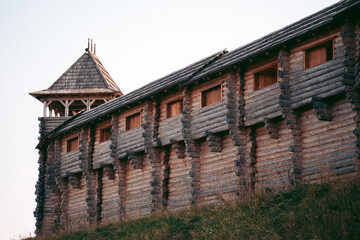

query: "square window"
(67, 136), (79, 153)
(305, 40), (333, 69)
(100, 127), (111, 143)
(167, 100), (182, 118)
(254, 64), (278, 91)
(201, 84), (222, 107)
(126, 112), (141, 131)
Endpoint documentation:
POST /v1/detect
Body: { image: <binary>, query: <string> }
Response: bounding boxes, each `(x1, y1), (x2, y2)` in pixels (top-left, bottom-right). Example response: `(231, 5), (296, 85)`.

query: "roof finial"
(86, 38), (90, 52)
(94, 44), (96, 55)
(91, 39), (93, 53)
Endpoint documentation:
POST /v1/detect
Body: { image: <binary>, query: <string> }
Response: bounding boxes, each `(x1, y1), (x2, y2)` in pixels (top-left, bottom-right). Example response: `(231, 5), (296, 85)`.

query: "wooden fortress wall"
(35, 22), (360, 234)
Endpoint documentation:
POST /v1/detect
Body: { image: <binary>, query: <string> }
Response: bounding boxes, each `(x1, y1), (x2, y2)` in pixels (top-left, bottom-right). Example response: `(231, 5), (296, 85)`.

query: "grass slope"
(31, 178), (360, 240)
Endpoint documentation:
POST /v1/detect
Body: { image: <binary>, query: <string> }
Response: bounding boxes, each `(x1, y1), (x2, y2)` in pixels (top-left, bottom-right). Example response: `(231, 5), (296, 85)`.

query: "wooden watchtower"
(30, 40), (122, 136)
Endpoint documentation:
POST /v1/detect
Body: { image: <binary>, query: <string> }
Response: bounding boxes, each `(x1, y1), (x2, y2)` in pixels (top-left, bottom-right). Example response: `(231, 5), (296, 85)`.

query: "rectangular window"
(254, 64), (278, 91)
(67, 136), (79, 153)
(305, 40), (333, 69)
(167, 100), (182, 118)
(100, 127), (111, 143)
(201, 84), (222, 107)
(126, 112), (141, 131)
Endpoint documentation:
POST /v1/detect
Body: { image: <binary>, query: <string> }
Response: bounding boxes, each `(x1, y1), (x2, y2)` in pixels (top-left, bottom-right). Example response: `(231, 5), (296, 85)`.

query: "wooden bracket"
(101, 164), (115, 180)
(205, 131), (222, 152)
(170, 138), (185, 158)
(127, 152), (143, 169)
(264, 117), (279, 139)
(312, 97), (332, 121)
(68, 173), (81, 189)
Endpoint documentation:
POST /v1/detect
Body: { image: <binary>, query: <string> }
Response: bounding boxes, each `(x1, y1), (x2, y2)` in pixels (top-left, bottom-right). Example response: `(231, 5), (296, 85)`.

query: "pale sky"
(0, 0), (340, 239)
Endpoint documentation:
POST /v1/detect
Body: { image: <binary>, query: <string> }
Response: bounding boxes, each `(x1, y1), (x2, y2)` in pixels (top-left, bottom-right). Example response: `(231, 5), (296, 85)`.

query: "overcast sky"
(0, 0), (340, 239)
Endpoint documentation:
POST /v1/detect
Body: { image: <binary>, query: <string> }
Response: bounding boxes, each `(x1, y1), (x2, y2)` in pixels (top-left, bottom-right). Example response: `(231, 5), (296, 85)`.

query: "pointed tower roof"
(30, 48), (122, 99)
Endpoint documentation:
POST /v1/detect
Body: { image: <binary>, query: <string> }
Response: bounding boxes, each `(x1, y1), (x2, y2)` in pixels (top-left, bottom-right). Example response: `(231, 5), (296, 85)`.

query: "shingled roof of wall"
(187, 0), (360, 84)
(39, 0), (359, 145)
(30, 51), (122, 98)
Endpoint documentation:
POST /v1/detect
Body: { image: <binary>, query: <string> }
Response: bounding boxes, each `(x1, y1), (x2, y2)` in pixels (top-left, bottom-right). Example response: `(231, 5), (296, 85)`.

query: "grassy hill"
(30, 178), (360, 240)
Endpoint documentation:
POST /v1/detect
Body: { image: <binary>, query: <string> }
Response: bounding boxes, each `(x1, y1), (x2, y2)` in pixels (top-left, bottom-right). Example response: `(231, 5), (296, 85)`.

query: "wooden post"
(225, 70), (252, 196)
(340, 21), (360, 173)
(181, 87), (201, 205)
(43, 101), (47, 117)
(142, 100), (163, 212)
(78, 126), (98, 225)
(34, 148), (46, 235)
(278, 49), (303, 185)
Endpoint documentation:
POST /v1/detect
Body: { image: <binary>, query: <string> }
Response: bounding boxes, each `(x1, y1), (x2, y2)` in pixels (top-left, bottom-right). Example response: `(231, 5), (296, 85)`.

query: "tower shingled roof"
(30, 50), (122, 98)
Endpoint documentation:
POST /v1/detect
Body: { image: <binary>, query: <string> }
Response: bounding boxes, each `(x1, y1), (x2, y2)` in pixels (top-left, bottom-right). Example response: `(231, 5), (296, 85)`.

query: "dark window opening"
(254, 64), (278, 91)
(201, 84), (222, 107)
(126, 112), (141, 131)
(100, 127), (111, 143)
(67, 136), (79, 153)
(305, 40), (333, 69)
(167, 100), (182, 118)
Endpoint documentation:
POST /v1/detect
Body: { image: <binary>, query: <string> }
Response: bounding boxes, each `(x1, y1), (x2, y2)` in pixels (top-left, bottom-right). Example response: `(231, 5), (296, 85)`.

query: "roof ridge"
(87, 51), (110, 89)
(88, 51), (122, 93)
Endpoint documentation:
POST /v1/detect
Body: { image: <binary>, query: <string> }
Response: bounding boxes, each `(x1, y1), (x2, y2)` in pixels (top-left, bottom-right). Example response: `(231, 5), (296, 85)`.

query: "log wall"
(289, 30), (345, 109)
(243, 59), (282, 126)
(36, 21), (360, 236)
(116, 106), (145, 159)
(167, 146), (192, 211)
(199, 134), (238, 205)
(191, 76), (229, 139)
(66, 175), (88, 231)
(244, 84), (281, 126)
(158, 93), (183, 145)
(125, 154), (152, 219)
(254, 120), (293, 191)
(93, 120), (112, 169)
(43, 117), (70, 134)
(60, 131), (81, 177)
(101, 170), (120, 223)
(300, 99), (357, 182)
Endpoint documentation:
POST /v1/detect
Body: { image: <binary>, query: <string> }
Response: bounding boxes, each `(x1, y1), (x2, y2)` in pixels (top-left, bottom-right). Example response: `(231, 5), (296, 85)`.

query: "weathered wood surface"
(117, 127), (144, 158)
(289, 34), (345, 109)
(199, 135), (238, 205)
(243, 74), (282, 126)
(191, 101), (228, 139)
(255, 120), (293, 191)
(300, 99), (357, 182)
(101, 171), (120, 223)
(125, 155), (152, 219)
(189, 78), (229, 139)
(93, 120), (112, 169)
(41, 188), (55, 233)
(158, 114), (183, 145)
(93, 141), (112, 169)
(167, 147), (192, 211)
(42, 117), (70, 134)
(66, 175), (89, 231)
(60, 149), (81, 177)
